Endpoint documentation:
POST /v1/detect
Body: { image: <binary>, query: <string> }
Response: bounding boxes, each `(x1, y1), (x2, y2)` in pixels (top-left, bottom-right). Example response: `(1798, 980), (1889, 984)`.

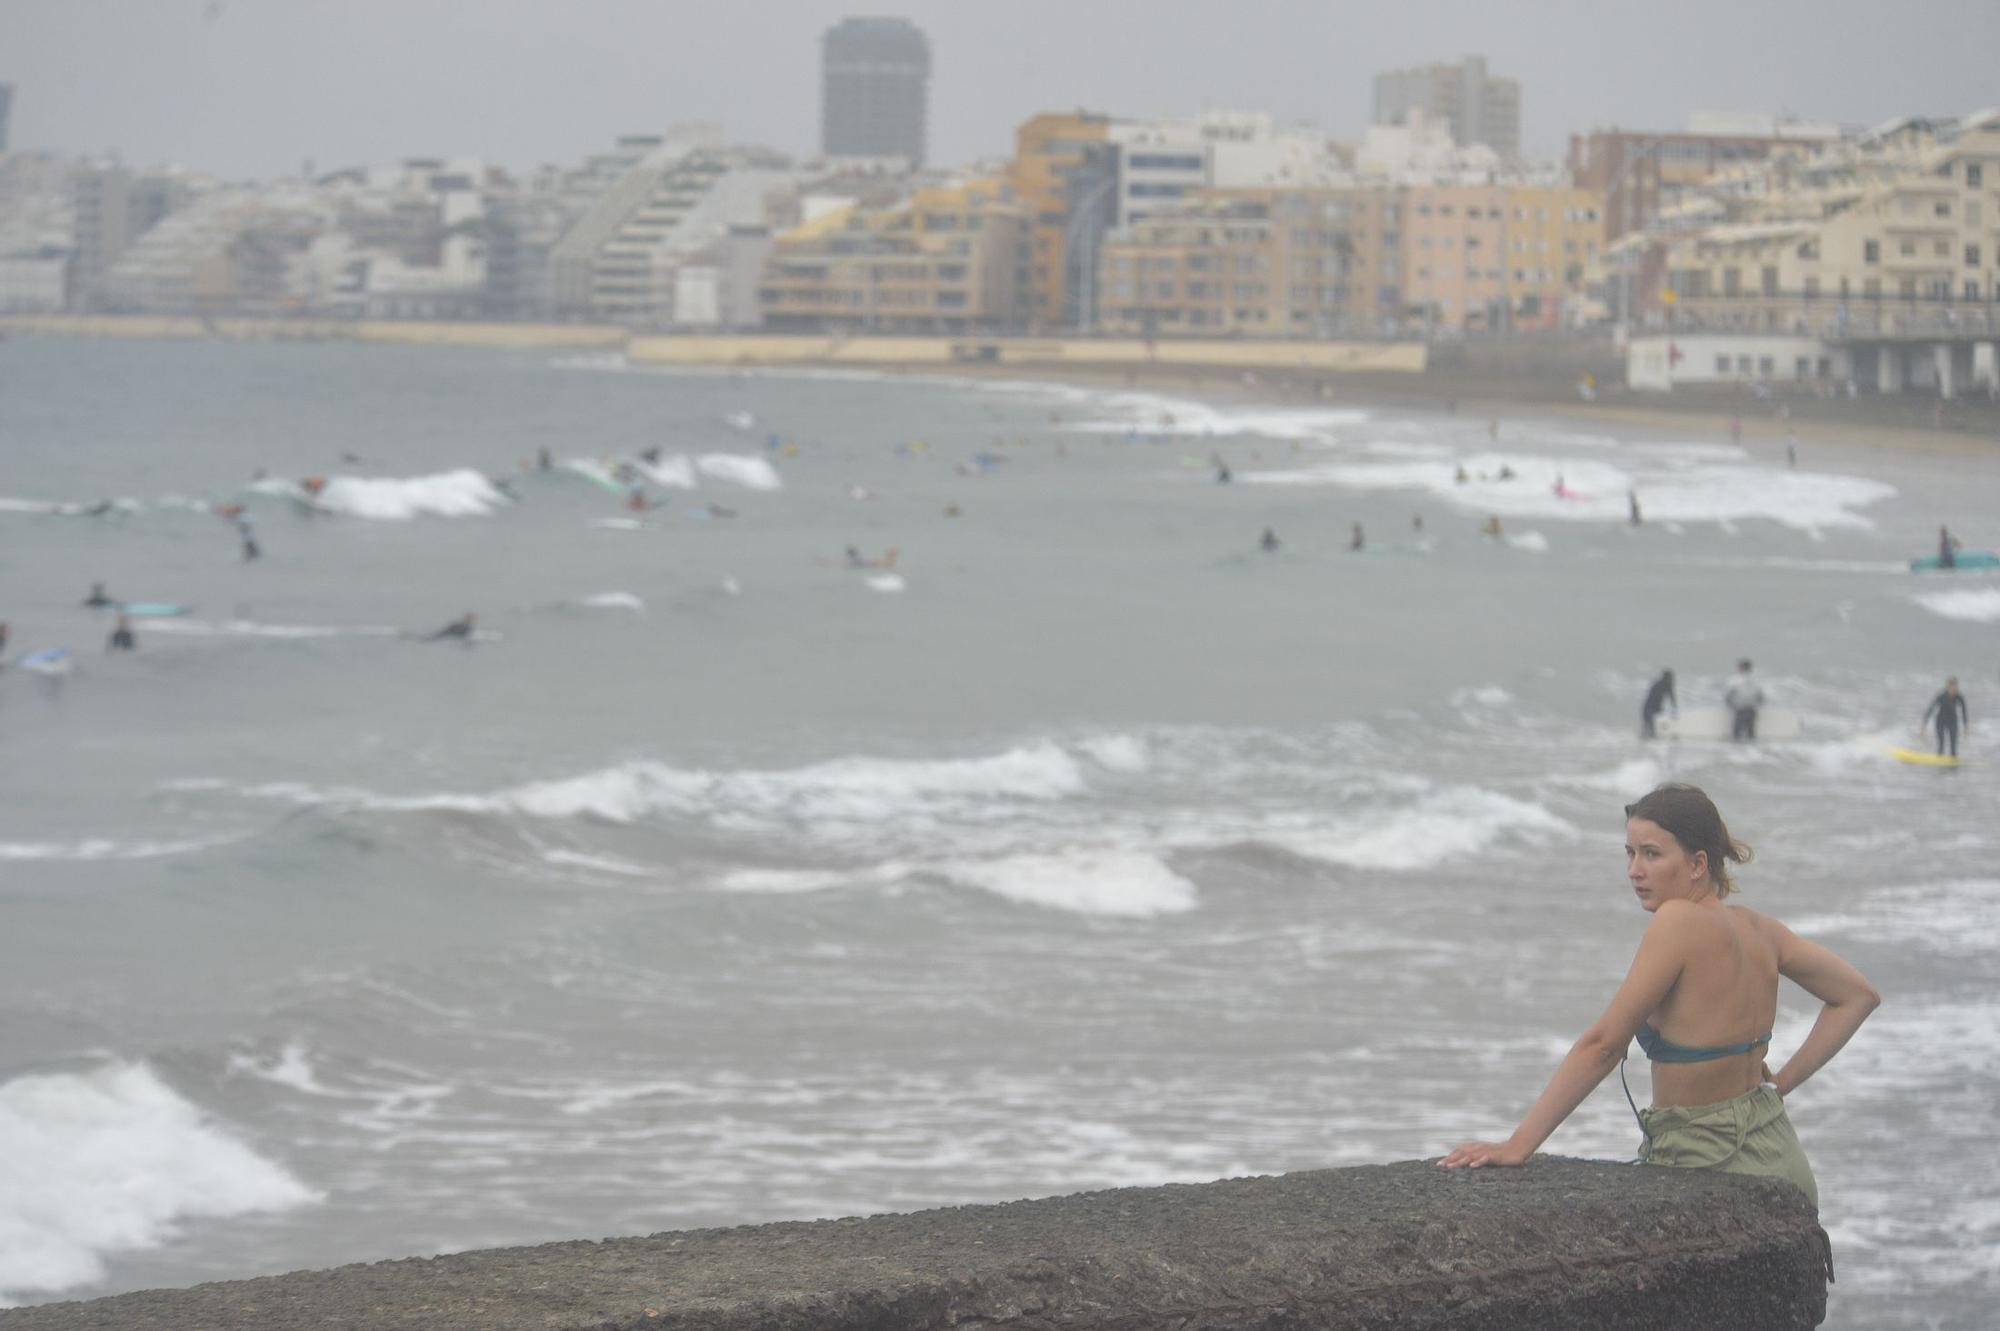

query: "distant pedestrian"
(1785, 432), (1797, 469)
(1412, 513), (1425, 533)
(241, 532), (260, 561)
(1730, 416), (1742, 446)
(0, 621), (9, 662)
(1628, 491), (1643, 526)
(1920, 678), (1969, 758)
(1724, 659), (1764, 741)
(1488, 417), (1500, 441)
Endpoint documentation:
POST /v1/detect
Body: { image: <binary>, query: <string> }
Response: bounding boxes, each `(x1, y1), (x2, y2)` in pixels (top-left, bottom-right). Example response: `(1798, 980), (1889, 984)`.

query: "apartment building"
(548, 143), (797, 325)
(1095, 187), (1395, 337)
(1568, 117), (1842, 245)
(1663, 112), (2000, 334)
(758, 177), (1026, 333)
(1401, 183), (1600, 330)
(1373, 57), (1520, 158)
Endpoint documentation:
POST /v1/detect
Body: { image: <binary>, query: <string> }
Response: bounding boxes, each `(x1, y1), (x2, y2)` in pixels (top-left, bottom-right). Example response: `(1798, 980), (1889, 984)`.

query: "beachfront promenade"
(0, 1159), (1831, 1331)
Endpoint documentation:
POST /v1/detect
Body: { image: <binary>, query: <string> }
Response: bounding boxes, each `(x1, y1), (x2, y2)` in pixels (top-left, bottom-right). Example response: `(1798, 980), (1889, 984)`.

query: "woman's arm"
(1440, 903), (1697, 1168)
(1760, 917), (1880, 1098)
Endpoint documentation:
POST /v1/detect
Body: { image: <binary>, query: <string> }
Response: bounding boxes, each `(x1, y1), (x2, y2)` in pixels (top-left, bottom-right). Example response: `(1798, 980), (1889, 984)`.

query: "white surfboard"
(1654, 707), (1802, 742)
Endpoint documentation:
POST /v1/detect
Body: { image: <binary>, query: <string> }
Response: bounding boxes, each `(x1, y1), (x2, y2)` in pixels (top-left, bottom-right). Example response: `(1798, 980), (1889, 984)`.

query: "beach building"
(757, 177), (1026, 334)
(821, 17), (930, 168)
(1373, 56), (1520, 159)
(101, 184), (325, 314)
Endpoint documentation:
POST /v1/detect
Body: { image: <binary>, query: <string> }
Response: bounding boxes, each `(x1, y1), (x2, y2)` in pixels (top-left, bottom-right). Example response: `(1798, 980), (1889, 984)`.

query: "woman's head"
(1623, 783), (1753, 901)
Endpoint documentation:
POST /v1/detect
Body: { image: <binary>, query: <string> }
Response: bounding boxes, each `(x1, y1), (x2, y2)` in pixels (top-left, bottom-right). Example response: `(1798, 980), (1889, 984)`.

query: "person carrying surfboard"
(1641, 669), (1677, 739)
(1441, 784), (1879, 1212)
(1724, 659), (1764, 741)
(1921, 678), (1969, 759)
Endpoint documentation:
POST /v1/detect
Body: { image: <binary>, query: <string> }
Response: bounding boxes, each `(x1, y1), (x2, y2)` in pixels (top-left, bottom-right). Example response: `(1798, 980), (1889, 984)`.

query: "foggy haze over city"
(5, 0), (1999, 177)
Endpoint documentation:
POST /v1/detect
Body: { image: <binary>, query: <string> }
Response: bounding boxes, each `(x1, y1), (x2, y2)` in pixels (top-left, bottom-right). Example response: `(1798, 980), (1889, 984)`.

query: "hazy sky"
(5, 0), (1997, 179)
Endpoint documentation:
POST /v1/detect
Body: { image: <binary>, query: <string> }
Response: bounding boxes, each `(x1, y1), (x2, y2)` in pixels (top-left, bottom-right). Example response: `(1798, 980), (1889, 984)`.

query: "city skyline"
(3, 0), (1997, 179)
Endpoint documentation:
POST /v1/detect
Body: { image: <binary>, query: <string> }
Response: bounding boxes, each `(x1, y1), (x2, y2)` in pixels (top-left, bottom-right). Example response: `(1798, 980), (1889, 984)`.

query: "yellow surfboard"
(1888, 746), (1963, 767)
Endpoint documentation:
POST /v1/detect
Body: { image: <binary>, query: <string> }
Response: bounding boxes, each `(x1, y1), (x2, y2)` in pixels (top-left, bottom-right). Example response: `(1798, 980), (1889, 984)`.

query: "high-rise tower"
(820, 18), (930, 167)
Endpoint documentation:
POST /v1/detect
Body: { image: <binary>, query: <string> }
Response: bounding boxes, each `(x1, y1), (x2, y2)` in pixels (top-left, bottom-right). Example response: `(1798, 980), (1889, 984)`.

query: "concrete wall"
(627, 334), (1428, 372)
(0, 1159), (1831, 1331)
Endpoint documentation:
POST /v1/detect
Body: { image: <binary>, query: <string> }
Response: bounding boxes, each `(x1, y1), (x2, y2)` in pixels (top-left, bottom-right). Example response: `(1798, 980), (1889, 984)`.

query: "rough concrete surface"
(0, 1158), (1831, 1331)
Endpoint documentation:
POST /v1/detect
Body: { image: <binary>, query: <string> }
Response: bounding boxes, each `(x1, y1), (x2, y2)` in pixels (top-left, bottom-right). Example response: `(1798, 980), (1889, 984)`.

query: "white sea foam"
(140, 619), (399, 640)
(937, 849), (1197, 917)
(0, 1062), (316, 1301)
(1066, 393), (1370, 442)
(1555, 757), (1668, 796)
(0, 496), (61, 514)
(589, 517), (644, 531)
(864, 573), (907, 594)
(695, 454), (781, 490)
(580, 592), (646, 612)
(1791, 880), (2000, 956)
(631, 454), (697, 489)
(1505, 531), (1551, 552)
(1274, 785), (1572, 871)
(213, 743), (1092, 833)
(1450, 685), (1514, 708)
(1078, 734), (1150, 773)
(724, 410), (756, 431)
(1244, 452), (1893, 532)
(309, 470), (511, 520)
(1913, 588), (2000, 622)
(228, 1043), (332, 1096)
(0, 836), (233, 862)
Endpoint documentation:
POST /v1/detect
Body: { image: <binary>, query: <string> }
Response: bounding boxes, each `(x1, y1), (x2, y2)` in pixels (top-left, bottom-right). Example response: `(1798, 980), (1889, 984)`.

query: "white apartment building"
(1106, 112), (1347, 227)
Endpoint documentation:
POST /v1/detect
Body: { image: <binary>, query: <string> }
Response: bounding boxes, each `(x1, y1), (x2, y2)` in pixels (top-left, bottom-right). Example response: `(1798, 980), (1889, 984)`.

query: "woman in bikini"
(1439, 784), (1879, 1206)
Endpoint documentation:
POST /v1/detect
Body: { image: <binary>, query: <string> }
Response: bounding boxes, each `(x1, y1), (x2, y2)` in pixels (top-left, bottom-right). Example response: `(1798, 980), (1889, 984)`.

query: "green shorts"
(1637, 1084), (1818, 1209)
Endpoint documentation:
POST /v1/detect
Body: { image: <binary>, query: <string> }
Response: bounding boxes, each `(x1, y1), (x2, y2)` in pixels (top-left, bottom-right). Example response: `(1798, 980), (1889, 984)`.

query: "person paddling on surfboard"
(427, 612), (477, 643)
(1921, 678), (1969, 759)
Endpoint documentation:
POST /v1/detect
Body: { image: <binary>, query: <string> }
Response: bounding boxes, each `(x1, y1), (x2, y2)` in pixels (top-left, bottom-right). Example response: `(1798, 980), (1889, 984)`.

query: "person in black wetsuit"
(427, 612), (476, 642)
(107, 614), (136, 652)
(1641, 668), (1677, 739)
(1259, 527), (1280, 552)
(84, 582), (115, 608)
(1937, 525), (1958, 570)
(1920, 678), (1969, 758)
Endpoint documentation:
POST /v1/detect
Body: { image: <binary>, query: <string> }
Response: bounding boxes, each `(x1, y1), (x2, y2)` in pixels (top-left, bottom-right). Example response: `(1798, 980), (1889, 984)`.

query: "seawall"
(0, 1159), (1830, 1331)
(0, 316), (1425, 373)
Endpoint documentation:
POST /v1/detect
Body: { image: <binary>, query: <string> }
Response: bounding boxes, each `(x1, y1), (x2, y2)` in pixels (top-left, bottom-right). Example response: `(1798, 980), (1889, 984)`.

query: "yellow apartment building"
(757, 177), (1027, 333)
(1006, 112), (1112, 330)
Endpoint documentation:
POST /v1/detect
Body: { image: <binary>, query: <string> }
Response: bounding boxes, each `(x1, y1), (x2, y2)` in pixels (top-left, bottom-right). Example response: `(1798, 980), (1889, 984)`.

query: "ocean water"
(1, 337), (1996, 1327)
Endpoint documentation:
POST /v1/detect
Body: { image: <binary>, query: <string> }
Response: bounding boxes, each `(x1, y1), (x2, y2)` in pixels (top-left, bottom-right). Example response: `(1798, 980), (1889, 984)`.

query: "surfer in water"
(1481, 515), (1504, 540)
(427, 612), (477, 643)
(1260, 527), (1281, 553)
(1349, 522), (1365, 552)
(1937, 525), (1959, 570)
(107, 614), (136, 652)
(1641, 669), (1678, 739)
(1628, 491), (1643, 526)
(83, 582), (115, 608)
(1920, 678), (1969, 758)
(1213, 454), (1232, 484)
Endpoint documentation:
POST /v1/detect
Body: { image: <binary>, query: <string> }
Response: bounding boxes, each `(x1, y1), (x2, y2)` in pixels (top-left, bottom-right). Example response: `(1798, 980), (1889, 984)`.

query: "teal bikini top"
(1635, 1022), (1770, 1064)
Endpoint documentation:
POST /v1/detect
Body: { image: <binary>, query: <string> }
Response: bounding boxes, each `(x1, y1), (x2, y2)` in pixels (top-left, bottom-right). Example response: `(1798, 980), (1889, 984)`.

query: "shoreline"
(7, 313), (1997, 459)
